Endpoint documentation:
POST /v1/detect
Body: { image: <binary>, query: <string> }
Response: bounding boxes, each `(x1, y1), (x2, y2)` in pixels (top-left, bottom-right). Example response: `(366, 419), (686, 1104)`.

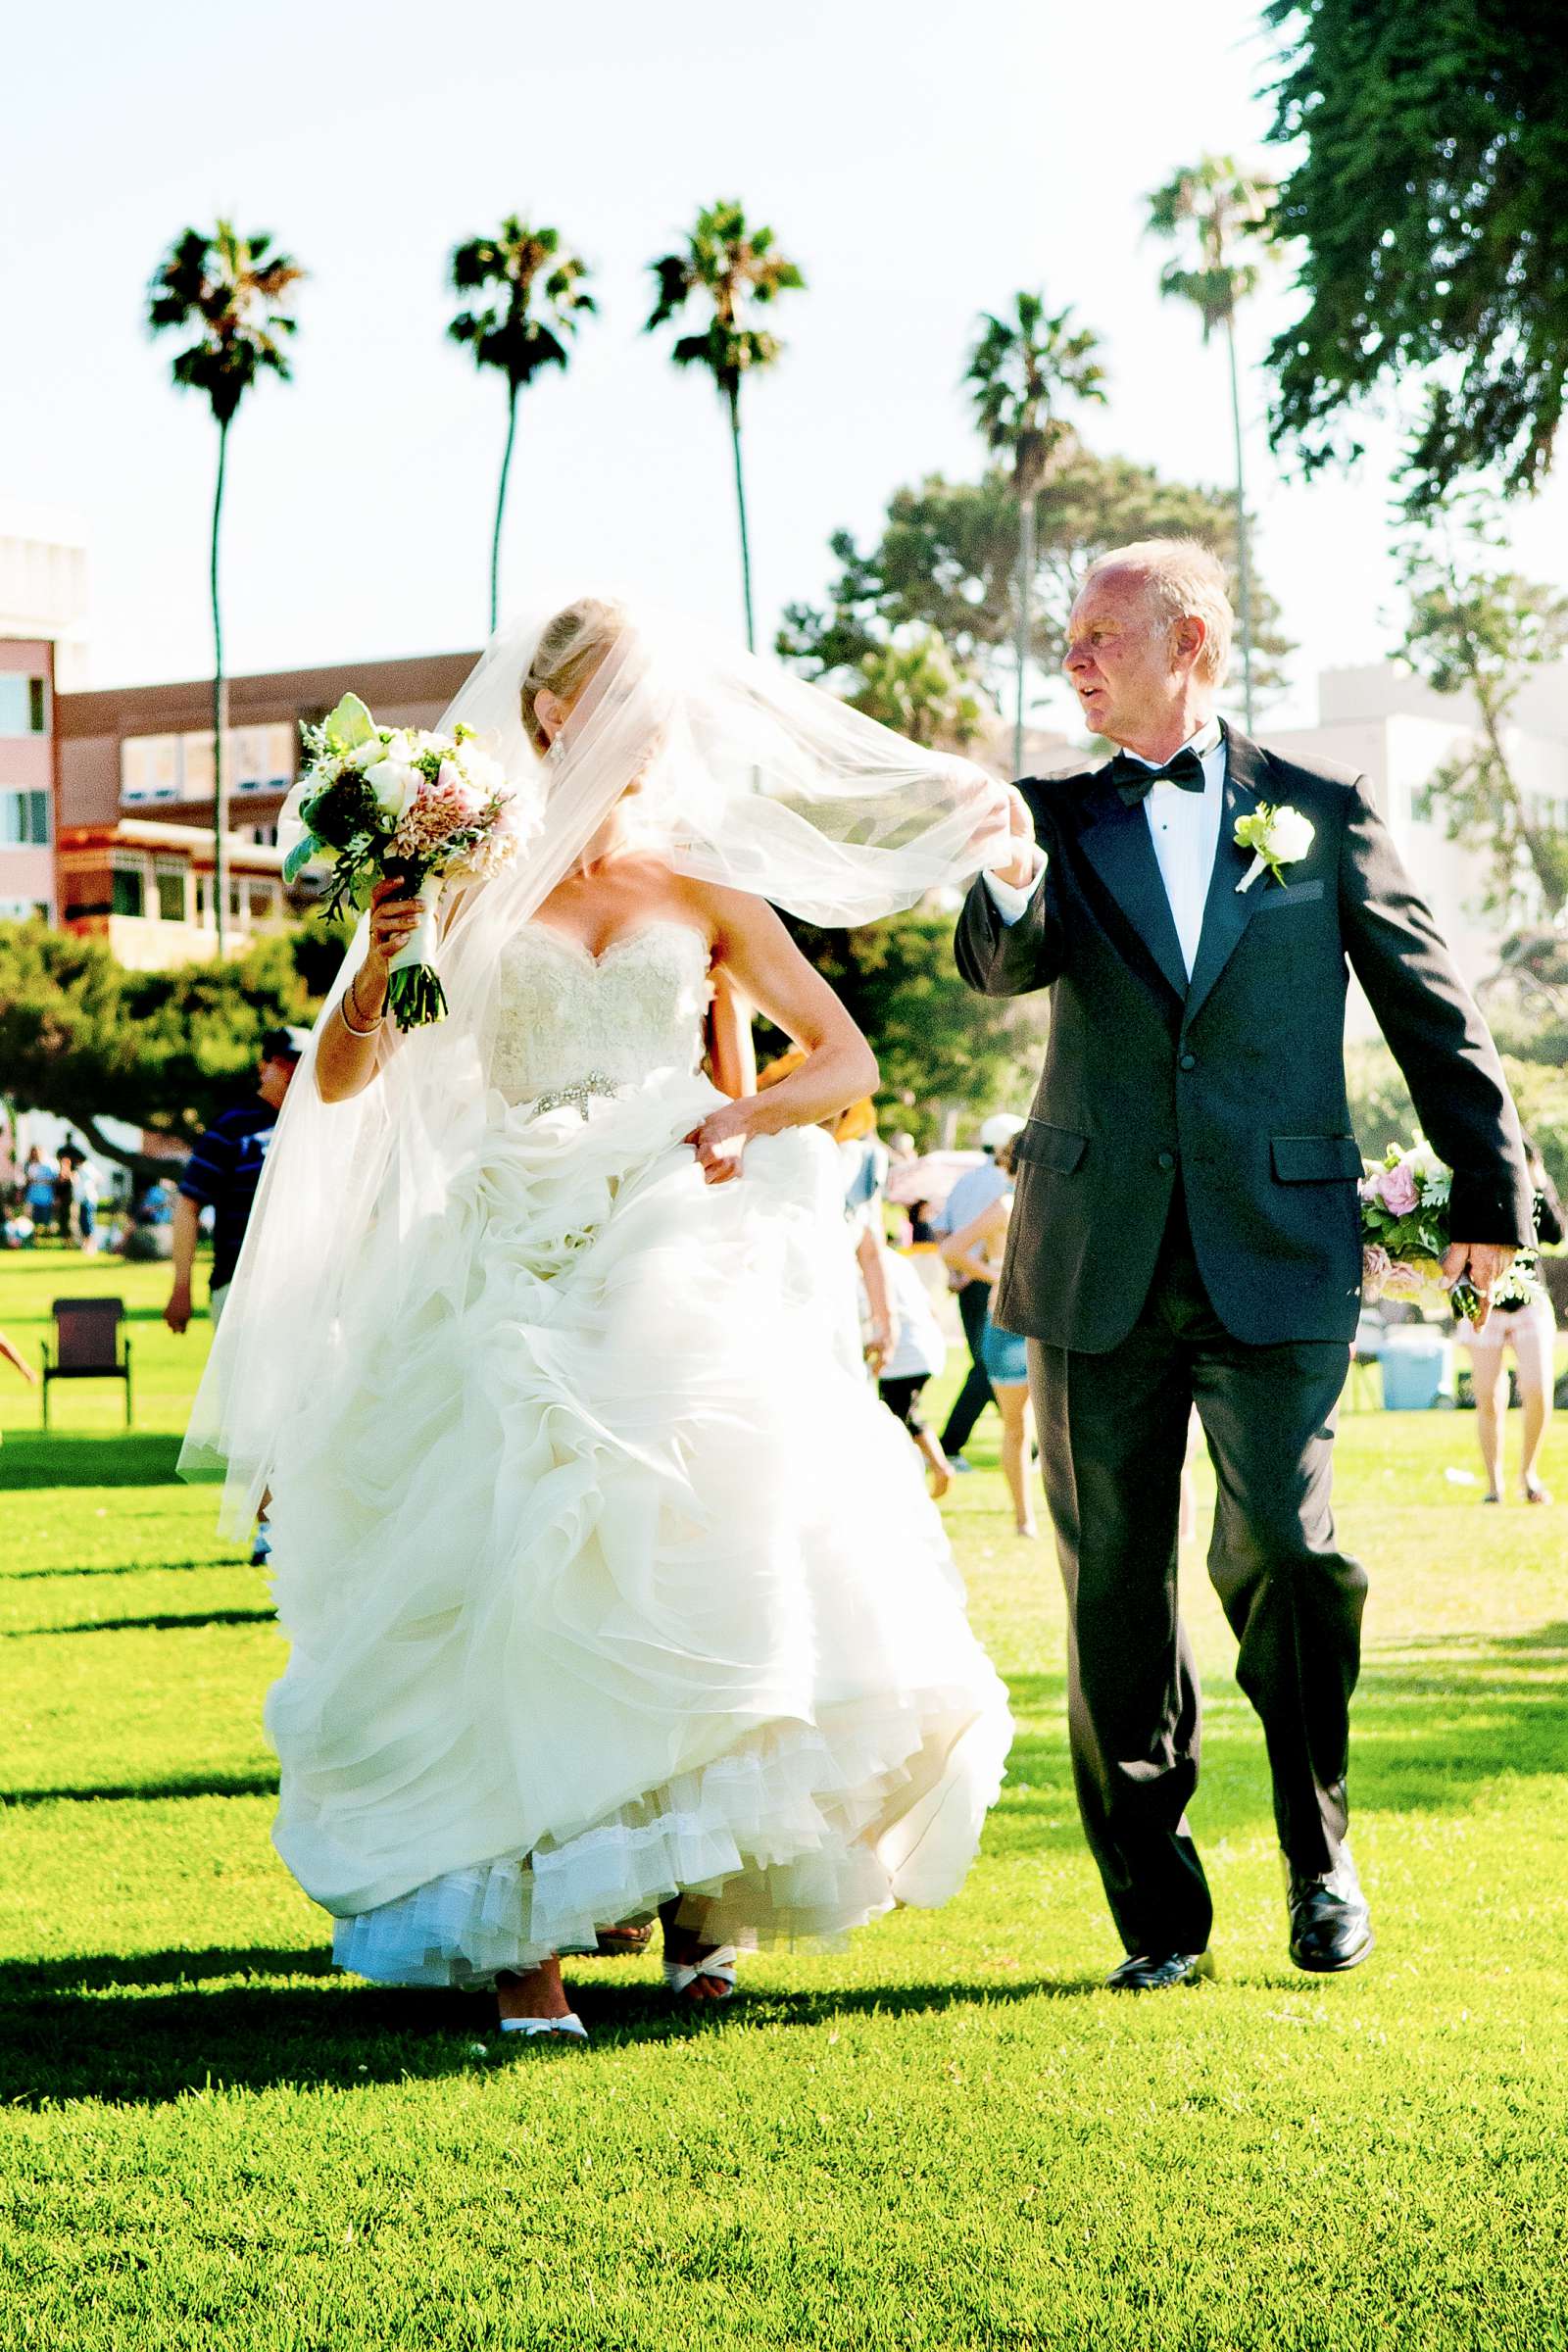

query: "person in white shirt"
(874, 1243), (952, 1495)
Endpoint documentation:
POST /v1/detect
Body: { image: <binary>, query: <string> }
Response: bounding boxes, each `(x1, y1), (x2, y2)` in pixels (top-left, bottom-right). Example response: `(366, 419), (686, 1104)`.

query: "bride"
(183, 597), (1017, 2041)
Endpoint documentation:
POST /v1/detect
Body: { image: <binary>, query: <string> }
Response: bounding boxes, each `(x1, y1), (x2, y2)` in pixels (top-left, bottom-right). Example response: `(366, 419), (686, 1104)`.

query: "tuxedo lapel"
(1182, 729), (1267, 1028)
(1077, 784), (1190, 1006)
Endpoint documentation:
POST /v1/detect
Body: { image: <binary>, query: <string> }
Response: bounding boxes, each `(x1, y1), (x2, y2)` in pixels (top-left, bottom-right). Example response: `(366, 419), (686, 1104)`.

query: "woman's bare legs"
(496, 1955), (573, 2023)
(913, 1425), (952, 1496)
(996, 1381), (1036, 1536)
(1513, 1314), (1555, 1500)
(1468, 1347), (1510, 1502)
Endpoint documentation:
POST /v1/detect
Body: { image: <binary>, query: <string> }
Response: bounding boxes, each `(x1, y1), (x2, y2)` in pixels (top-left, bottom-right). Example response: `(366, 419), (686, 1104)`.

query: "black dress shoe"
(1104, 1949), (1214, 1992)
(1286, 1847), (1373, 1973)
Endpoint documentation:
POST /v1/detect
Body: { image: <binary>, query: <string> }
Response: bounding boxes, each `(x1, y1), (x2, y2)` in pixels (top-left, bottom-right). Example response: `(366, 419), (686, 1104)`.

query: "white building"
(1271, 663), (1568, 1034)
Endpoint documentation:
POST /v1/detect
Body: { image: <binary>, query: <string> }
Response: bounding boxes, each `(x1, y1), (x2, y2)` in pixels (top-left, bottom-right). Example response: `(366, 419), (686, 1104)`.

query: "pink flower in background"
(1381, 1261), (1429, 1298)
(1361, 1244), (1393, 1299)
(1375, 1161), (1419, 1216)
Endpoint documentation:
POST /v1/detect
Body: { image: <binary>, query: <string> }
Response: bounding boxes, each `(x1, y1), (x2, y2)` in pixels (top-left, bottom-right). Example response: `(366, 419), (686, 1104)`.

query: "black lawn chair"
(41, 1297), (132, 1429)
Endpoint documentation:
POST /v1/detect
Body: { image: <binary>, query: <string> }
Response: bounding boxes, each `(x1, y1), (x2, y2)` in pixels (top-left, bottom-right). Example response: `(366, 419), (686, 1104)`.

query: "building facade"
(50, 649), (476, 967)
(1270, 664), (1568, 1032)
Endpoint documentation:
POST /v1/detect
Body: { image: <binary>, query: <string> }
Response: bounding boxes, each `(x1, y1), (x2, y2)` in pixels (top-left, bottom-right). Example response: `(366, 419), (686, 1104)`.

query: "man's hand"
(165, 1282), (194, 1337)
(987, 787), (1040, 894)
(1441, 1240), (1517, 1332)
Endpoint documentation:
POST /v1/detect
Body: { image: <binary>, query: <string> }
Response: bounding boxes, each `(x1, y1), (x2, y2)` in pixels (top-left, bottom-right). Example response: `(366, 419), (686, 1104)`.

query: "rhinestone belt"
(528, 1069), (622, 1119)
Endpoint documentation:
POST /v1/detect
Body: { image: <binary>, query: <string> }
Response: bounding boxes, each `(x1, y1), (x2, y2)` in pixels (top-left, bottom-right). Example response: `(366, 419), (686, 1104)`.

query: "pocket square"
(1254, 878), (1325, 909)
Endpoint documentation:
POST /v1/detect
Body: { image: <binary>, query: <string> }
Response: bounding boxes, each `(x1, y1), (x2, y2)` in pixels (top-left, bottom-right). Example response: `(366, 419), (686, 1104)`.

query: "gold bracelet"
(339, 978), (386, 1038)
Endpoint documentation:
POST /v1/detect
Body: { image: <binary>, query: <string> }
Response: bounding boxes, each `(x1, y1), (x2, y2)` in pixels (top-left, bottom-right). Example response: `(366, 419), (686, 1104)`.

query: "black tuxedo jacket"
(955, 730), (1534, 1351)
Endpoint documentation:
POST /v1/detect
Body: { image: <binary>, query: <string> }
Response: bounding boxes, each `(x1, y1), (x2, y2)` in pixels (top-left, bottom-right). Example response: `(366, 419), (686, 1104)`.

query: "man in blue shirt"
(165, 1028), (307, 1340)
(938, 1112), (1024, 1471)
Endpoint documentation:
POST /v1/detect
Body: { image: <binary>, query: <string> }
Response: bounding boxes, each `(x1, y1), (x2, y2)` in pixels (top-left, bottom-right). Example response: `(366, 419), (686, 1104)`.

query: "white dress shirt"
(983, 716), (1226, 979)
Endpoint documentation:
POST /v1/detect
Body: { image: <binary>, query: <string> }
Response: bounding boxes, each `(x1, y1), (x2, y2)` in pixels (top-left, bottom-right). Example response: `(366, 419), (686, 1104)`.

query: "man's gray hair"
(1085, 538), (1235, 684)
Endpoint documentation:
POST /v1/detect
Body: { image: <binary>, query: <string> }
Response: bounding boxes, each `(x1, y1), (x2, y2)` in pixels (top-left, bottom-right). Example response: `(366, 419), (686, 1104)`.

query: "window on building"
(0, 789), (49, 845)
(194, 874), (211, 925)
(155, 866), (186, 923)
(112, 866), (145, 918)
(247, 881), (279, 922)
(121, 736), (181, 805)
(0, 676), (47, 736)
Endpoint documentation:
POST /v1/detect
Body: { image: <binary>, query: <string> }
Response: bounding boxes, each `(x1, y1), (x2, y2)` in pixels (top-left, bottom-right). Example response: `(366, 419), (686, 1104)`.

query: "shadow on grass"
(4, 1771), (278, 1807)
(3, 1607), (274, 1639)
(4, 1557), (237, 1583)
(0, 1434), (186, 1489)
(0, 1960), (1110, 2107)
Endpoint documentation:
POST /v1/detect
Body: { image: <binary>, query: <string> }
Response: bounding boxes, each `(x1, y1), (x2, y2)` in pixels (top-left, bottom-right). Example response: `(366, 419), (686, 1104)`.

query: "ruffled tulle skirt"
(264, 1065), (1012, 1986)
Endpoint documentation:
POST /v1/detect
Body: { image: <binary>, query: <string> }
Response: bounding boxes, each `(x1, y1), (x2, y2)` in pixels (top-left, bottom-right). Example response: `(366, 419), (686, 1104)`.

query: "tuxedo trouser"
(1028, 1198), (1366, 1958)
(940, 1278), (997, 1455)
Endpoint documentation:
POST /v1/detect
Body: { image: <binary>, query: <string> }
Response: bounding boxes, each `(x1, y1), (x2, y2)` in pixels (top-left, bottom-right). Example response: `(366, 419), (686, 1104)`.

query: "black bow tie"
(1107, 746), (1207, 807)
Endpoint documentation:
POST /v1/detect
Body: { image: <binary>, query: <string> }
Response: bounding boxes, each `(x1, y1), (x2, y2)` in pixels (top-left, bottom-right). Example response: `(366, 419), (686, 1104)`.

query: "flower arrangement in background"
(280, 694), (529, 1027)
(1359, 1138), (1538, 1323)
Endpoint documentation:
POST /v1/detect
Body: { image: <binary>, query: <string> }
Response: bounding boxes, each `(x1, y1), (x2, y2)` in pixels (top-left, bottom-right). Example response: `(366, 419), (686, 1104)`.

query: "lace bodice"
(488, 920), (714, 1104)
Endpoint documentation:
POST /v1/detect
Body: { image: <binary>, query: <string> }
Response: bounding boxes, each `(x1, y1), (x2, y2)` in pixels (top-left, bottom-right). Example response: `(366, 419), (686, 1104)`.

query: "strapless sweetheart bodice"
(487, 919), (714, 1105)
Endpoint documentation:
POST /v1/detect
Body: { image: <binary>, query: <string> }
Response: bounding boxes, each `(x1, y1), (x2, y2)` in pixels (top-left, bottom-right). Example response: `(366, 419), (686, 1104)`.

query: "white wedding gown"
(265, 919), (1012, 1985)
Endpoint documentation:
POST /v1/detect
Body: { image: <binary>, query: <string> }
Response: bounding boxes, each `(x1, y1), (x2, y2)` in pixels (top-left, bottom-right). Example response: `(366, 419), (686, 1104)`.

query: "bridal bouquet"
(282, 694), (527, 1028)
(1359, 1138), (1538, 1322)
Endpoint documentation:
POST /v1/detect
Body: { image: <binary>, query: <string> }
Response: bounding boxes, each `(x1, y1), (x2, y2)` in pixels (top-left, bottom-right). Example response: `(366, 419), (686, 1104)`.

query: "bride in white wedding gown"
(182, 597), (1019, 2039)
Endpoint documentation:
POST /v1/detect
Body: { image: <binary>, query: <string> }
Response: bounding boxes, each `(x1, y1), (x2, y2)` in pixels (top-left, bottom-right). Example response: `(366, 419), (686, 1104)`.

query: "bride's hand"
(685, 1100), (753, 1185)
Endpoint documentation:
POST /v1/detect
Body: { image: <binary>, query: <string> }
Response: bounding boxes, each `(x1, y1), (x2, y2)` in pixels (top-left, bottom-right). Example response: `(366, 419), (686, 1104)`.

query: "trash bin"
(1380, 1327), (1451, 1410)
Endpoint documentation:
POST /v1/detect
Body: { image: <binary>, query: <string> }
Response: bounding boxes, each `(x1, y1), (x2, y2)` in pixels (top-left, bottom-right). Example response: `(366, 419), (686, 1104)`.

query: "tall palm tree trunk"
(490, 383), (520, 634)
(727, 383), (756, 653)
(211, 417), (230, 957)
(1013, 490), (1036, 774)
(1224, 312), (1255, 732)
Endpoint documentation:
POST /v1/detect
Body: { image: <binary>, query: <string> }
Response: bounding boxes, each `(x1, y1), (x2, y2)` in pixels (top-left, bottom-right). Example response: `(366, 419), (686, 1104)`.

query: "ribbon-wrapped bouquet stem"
(1359, 1138), (1539, 1323)
(281, 694), (527, 1028)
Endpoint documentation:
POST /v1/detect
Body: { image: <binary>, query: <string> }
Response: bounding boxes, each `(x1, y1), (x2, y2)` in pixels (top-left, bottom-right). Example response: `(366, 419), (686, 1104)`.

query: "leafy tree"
(647, 200), (805, 650)
(781, 447), (1290, 722)
(1263, 0), (1568, 505)
(1147, 156), (1276, 728)
(847, 626), (990, 751)
(758, 908), (1043, 1144)
(965, 294), (1106, 767)
(0, 922), (319, 1186)
(448, 220), (597, 631)
(147, 222), (305, 956)
(1396, 493), (1568, 917)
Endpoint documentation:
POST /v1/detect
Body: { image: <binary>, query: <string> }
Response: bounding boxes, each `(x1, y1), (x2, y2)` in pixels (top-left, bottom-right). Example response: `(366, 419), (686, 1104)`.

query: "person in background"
(876, 1243), (952, 1497)
(74, 1152), (101, 1249)
(0, 1327), (36, 1388)
(1461, 1131), (1565, 1506)
(168, 1027), (308, 1565)
(938, 1112), (1026, 1473)
(24, 1149), (57, 1240)
(166, 1029), (308, 1345)
(942, 1136), (1038, 1539)
(908, 1200), (941, 1248)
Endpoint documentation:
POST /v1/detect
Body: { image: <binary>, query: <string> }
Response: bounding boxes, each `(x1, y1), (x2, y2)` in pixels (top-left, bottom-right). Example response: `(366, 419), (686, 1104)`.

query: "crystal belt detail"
(528, 1070), (623, 1119)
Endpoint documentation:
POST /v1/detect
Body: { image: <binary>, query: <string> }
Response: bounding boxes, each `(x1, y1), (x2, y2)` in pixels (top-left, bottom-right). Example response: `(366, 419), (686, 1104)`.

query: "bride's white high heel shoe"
(499, 2012), (588, 2042)
(662, 1945), (738, 2002)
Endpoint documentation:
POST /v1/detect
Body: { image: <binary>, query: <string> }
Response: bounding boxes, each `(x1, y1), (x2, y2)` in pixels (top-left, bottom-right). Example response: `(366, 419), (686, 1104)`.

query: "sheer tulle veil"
(180, 597), (1009, 1532)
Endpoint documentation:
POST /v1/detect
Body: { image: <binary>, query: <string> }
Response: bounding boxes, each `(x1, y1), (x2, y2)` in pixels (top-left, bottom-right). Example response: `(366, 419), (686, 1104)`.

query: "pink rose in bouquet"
(1373, 1160), (1419, 1216)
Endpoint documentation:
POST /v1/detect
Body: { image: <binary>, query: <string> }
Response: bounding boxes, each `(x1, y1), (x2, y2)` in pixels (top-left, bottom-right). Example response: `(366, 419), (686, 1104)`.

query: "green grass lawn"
(1, 1249), (1565, 2351)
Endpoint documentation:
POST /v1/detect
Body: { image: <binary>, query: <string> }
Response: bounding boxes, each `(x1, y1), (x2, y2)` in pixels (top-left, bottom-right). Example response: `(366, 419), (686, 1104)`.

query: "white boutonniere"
(1234, 802), (1315, 893)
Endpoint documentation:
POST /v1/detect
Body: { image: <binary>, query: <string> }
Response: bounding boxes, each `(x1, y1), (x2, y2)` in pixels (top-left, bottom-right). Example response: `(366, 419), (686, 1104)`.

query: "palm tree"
(148, 222), (305, 956)
(448, 220), (597, 632)
(1147, 156), (1277, 731)
(646, 201), (805, 651)
(966, 294), (1106, 771)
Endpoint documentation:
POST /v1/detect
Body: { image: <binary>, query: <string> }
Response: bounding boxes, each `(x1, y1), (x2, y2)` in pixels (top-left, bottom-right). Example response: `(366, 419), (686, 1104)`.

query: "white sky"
(6, 0), (1566, 731)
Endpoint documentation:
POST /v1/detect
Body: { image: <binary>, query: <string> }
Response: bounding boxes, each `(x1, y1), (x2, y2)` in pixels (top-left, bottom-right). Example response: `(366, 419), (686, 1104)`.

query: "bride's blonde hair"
(520, 597), (628, 753)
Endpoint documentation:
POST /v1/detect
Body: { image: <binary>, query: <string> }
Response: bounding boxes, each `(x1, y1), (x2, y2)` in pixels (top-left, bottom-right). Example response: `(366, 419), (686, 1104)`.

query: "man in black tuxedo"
(956, 539), (1533, 1989)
